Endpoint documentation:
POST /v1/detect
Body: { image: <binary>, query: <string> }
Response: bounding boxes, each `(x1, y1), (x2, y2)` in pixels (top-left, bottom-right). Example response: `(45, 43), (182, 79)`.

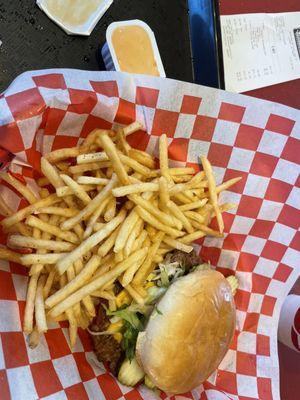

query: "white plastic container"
(37, 0), (114, 36)
(102, 20), (166, 77)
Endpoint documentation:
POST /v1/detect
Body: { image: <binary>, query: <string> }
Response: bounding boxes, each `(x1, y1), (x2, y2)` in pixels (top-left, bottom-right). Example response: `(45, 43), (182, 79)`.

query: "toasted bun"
(136, 269), (236, 394)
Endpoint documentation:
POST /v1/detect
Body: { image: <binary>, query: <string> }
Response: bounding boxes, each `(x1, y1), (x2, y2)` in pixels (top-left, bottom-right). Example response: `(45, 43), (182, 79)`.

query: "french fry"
(35, 275), (48, 333)
(69, 161), (112, 175)
(0, 193), (14, 217)
(216, 177), (242, 194)
(57, 209), (126, 275)
(119, 153), (156, 178)
(97, 226), (121, 257)
(219, 203), (237, 213)
(123, 121), (143, 136)
(124, 218), (143, 257)
(34, 207), (78, 217)
(116, 127), (131, 155)
(128, 148), (156, 169)
(189, 220), (223, 237)
(21, 253), (67, 266)
(106, 167), (114, 179)
(125, 284), (145, 305)
(56, 162), (70, 173)
(136, 206), (183, 238)
(167, 200), (194, 234)
(76, 152), (108, 164)
(99, 134), (130, 185)
(83, 196), (110, 239)
(8, 235), (75, 252)
(121, 251), (147, 287)
(59, 274), (78, 349)
(114, 209), (139, 253)
(132, 230), (148, 252)
(104, 197), (116, 222)
(67, 266), (83, 321)
(45, 255), (101, 309)
(77, 176), (109, 185)
(132, 232), (165, 286)
(145, 224), (157, 239)
(46, 146), (86, 163)
(91, 290), (115, 300)
(41, 157), (76, 208)
(60, 174), (118, 231)
(83, 128), (113, 147)
(162, 236), (193, 253)
(60, 174), (91, 205)
(24, 274), (39, 333)
(159, 134), (170, 180)
(172, 192), (191, 204)
(0, 193), (31, 236)
(169, 167), (195, 176)
(29, 214), (60, 277)
(115, 250), (124, 263)
(201, 156), (224, 233)
(1, 194), (59, 229)
(180, 231), (206, 244)
(41, 157), (65, 188)
(0, 247), (22, 264)
(28, 327), (41, 349)
(159, 176), (170, 207)
(112, 182), (158, 197)
(0, 172), (38, 204)
(179, 199), (208, 211)
(82, 296), (96, 317)
(129, 194), (182, 230)
(43, 269), (56, 299)
(56, 185), (95, 197)
(132, 285), (148, 298)
(26, 215), (79, 244)
(172, 175), (194, 183)
(48, 248), (148, 318)
(184, 210), (205, 224)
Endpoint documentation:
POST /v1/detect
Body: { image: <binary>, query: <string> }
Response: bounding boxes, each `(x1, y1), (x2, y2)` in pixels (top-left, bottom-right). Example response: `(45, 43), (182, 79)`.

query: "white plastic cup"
(102, 19), (166, 77)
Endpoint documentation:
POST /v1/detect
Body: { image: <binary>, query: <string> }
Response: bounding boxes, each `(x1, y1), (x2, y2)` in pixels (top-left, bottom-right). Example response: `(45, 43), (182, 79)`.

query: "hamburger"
(89, 250), (237, 394)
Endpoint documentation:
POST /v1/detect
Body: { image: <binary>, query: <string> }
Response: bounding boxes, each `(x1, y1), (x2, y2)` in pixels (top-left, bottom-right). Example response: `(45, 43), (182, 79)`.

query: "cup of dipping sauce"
(102, 20), (166, 77)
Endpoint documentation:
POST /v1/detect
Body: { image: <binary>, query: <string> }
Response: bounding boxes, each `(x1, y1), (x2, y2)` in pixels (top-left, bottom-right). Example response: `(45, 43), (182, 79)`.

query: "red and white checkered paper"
(0, 69), (299, 400)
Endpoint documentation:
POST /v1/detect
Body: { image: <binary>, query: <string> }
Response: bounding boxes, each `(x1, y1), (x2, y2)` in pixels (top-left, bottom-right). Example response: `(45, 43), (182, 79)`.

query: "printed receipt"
(221, 12), (300, 92)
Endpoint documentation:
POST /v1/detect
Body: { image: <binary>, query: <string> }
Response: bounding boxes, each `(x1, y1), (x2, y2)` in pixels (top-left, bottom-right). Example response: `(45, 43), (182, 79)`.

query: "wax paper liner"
(0, 69), (299, 400)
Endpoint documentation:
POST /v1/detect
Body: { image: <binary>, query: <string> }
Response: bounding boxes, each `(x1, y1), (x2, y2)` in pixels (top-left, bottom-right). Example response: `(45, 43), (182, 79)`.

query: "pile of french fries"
(0, 122), (240, 348)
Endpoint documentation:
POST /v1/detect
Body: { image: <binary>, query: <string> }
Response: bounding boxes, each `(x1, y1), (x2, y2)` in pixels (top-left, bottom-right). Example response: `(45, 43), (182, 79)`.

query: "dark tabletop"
(0, 0), (193, 92)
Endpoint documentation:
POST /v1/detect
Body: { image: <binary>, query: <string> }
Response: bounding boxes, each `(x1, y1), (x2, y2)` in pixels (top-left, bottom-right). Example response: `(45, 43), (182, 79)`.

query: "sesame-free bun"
(136, 269), (236, 394)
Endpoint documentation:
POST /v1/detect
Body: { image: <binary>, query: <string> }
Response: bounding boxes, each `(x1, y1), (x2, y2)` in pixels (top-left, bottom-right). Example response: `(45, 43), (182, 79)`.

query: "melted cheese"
(45, 0), (104, 26)
(112, 25), (160, 76)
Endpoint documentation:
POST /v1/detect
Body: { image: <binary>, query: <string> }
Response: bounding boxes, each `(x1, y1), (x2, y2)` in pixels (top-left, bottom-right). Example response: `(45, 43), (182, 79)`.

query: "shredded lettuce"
(151, 260), (185, 288)
(122, 321), (140, 361)
(191, 263), (212, 272)
(154, 305), (163, 315)
(104, 304), (142, 330)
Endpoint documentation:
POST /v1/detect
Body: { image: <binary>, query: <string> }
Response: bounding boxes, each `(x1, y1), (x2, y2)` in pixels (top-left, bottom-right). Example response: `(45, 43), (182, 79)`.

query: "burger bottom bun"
(136, 269), (236, 394)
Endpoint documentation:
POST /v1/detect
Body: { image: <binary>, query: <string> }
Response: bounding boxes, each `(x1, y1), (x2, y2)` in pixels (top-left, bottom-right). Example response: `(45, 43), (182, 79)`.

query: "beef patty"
(89, 301), (124, 376)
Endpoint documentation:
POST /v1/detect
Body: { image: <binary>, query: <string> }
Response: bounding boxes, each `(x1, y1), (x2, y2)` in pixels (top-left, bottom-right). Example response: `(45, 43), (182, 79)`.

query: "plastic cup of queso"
(102, 20), (166, 77)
